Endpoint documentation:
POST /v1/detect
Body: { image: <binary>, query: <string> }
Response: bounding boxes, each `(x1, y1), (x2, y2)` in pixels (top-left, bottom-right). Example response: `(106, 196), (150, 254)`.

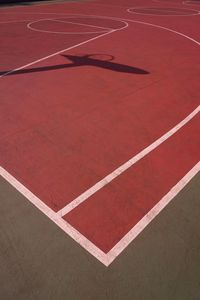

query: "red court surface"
(0, 0), (199, 266)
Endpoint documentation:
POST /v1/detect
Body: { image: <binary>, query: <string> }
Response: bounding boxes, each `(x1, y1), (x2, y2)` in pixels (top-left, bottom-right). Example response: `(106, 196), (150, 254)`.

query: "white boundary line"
(127, 6), (200, 16)
(53, 18), (113, 30)
(1, 12), (200, 266)
(58, 106), (200, 216)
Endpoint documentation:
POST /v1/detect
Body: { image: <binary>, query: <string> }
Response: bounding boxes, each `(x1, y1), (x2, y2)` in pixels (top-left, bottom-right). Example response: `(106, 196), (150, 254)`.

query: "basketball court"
(0, 0), (200, 298)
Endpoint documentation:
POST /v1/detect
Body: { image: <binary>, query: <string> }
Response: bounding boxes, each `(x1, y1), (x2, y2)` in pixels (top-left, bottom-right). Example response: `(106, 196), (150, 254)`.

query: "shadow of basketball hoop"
(0, 53), (149, 76)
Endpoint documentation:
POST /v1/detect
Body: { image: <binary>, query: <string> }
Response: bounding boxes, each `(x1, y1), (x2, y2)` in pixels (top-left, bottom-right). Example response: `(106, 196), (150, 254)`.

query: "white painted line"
(53, 18), (113, 31)
(106, 161), (200, 265)
(58, 106), (200, 217)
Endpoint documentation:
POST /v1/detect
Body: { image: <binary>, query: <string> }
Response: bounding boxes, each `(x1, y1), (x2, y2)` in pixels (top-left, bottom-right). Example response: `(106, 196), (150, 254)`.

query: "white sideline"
(53, 19), (113, 31)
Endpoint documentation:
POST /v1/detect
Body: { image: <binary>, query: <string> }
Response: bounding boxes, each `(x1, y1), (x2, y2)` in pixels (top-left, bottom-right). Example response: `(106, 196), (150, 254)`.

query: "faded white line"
(53, 18), (113, 31)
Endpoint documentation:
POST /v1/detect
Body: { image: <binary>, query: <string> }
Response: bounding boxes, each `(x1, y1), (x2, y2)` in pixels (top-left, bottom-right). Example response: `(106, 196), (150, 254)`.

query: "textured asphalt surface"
(1, 172), (200, 300)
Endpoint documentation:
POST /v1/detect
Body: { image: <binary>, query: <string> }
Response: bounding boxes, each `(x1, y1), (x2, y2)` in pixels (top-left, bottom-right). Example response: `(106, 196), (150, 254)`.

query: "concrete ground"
(1, 172), (200, 300)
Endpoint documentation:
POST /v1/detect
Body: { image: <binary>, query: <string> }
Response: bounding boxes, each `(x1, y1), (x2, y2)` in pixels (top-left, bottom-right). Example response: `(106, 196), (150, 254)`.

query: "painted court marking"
(0, 12), (200, 265)
(54, 19), (113, 30)
(47, 17), (113, 30)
